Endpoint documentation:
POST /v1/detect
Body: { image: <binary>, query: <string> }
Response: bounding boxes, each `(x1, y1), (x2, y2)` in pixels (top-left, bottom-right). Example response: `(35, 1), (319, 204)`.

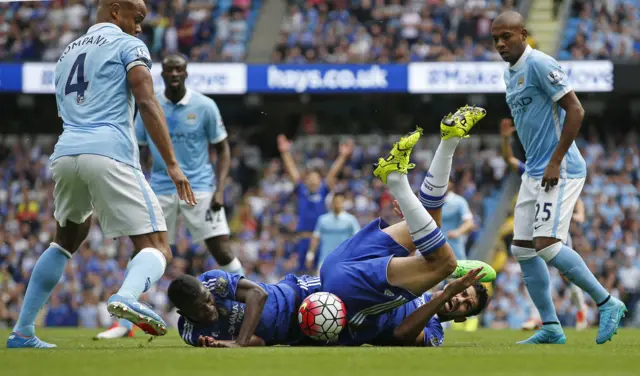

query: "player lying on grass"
(168, 270), (322, 347)
(170, 268), (488, 348)
(334, 268), (489, 347)
(320, 106), (494, 335)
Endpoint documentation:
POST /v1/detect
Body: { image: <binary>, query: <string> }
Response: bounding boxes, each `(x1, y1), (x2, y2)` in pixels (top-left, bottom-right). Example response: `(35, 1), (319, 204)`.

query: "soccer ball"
(298, 292), (347, 341)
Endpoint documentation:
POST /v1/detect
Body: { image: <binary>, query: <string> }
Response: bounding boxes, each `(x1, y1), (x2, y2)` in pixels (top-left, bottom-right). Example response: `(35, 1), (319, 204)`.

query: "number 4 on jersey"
(65, 53), (89, 104)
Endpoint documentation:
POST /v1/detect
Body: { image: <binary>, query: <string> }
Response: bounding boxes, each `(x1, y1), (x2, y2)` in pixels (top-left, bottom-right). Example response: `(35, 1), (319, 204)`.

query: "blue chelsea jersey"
(177, 271), (322, 346)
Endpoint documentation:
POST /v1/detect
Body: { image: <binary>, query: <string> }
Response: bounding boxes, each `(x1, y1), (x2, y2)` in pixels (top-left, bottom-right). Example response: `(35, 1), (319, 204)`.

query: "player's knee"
(442, 249), (457, 277)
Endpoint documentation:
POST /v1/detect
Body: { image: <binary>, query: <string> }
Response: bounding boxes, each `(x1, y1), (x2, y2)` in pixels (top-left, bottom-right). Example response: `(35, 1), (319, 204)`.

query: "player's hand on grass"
(541, 162), (560, 192)
(168, 163), (197, 206)
(277, 134), (292, 153)
(211, 190), (224, 212)
(444, 267), (486, 297)
(499, 118), (515, 137)
(197, 336), (216, 347)
(339, 139), (354, 157)
(209, 340), (242, 348)
(392, 200), (404, 220)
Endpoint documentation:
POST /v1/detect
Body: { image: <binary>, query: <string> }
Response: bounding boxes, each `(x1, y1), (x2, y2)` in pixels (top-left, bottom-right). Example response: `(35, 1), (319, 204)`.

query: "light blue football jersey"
(441, 192), (473, 260)
(52, 23), (152, 169)
(313, 211), (361, 263)
(135, 89), (227, 195)
(504, 45), (586, 179)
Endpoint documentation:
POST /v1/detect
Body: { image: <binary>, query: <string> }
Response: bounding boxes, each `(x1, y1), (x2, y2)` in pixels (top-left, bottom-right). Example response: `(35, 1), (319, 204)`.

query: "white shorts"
(52, 155), (167, 239)
(513, 174), (585, 243)
(157, 191), (230, 245)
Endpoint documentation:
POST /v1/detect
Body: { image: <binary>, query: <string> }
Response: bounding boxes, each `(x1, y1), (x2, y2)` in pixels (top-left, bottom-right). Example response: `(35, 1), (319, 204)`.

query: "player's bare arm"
(325, 139), (354, 189)
(542, 91), (585, 191)
(573, 198), (585, 224)
(499, 118), (523, 173)
(392, 268), (485, 346)
(128, 65), (196, 205)
(277, 134), (301, 183)
(229, 278), (268, 347)
(210, 138), (231, 211)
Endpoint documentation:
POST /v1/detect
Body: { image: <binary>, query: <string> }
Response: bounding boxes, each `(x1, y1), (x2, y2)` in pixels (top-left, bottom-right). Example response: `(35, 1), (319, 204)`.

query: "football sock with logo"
(116, 248), (167, 301)
(420, 138), (460, 209)
(387, 171), (445, 257)
(14, 244), (71, 337)
(544, 244), (610, 304)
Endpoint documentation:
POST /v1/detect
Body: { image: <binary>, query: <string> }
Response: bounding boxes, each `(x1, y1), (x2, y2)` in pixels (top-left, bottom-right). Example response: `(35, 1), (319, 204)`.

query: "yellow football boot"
(440, 105), (487, 140)
(373, 127), (423, 184)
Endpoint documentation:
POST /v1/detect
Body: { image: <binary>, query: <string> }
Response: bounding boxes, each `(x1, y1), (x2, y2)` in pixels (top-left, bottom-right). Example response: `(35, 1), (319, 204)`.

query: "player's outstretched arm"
(325, 139), (354, 190)
(499, 118), (524, 173)
(392, 268), (485, 346)
(128, 66), (196, 205)
(232, 278), (268, 346)
(543, 91), (585, 191)
(277, 134), (301, 183)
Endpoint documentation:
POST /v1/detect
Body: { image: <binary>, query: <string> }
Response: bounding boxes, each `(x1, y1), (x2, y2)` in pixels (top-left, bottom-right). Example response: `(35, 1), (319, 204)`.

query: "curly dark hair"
(468, 282), (490, 317)
(167, 274), (203, 311)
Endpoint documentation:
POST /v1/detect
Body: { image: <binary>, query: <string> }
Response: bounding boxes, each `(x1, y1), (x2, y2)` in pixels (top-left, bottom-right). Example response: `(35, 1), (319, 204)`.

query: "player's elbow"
(249, 286), (268, 305)
(392, 328), (419, 346)
(136, 98), (156, 115)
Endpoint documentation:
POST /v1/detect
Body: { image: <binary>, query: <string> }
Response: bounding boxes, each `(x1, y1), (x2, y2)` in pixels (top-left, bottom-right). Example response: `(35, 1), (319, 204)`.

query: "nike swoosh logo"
(534, 225), (543, 230)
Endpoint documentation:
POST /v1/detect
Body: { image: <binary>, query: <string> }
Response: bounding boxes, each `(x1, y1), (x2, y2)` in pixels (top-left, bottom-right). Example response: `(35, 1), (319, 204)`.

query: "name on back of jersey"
(59, 34), (110, 63)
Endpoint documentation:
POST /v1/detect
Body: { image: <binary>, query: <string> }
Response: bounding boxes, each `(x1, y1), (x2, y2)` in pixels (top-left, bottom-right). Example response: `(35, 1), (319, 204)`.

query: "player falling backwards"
(95, 53), (245, 340)
(492, 11), (626, 345)
(169, 107), (493, 347)
(500, 118), (589, 331)
(320, 105), (494, 335)
(7, 0), (196, 349)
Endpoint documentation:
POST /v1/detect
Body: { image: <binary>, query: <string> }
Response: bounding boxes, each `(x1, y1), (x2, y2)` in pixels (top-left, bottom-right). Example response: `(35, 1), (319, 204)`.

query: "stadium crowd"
(273, 0), (518, 63)
(559, 0), (640, 61)
(0, 0), (260, 62)
(0, 123), (638, 330)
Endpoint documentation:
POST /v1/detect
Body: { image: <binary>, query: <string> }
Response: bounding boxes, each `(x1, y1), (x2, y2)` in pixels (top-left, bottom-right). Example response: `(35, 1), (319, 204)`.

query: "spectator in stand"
(277, 134), (354, 272)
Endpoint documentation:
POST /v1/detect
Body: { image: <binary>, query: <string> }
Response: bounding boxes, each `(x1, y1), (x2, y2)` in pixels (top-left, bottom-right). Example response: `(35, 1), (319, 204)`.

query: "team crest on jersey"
(213, 277), (229, 296)
(186, 113), (197, 125)
(547, 69), (565, 85)
(218, 307), (228, 316)
(517, 76), (525, 88)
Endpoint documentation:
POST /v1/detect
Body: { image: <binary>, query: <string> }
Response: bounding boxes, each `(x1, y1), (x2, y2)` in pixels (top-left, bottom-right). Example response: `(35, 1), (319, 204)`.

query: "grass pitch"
(0, 328), (638, 376)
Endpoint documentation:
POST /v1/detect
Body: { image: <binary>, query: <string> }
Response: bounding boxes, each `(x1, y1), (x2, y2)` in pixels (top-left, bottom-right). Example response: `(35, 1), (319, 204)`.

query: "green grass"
(0, 329), (639, 375)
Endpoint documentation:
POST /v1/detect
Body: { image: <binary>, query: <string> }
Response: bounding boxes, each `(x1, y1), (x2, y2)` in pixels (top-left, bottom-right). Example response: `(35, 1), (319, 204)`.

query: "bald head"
(96, 0), (146, 36)
(492, 11), (526, 30)
(491, 11), (528, 65)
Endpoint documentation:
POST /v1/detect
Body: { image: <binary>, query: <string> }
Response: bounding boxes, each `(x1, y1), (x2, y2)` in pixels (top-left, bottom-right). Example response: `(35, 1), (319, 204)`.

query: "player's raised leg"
(7, 157), (93, 348)
(419, 106), (487, 277)
(373, 119), (491, 296)
(533, 178), (626, 344)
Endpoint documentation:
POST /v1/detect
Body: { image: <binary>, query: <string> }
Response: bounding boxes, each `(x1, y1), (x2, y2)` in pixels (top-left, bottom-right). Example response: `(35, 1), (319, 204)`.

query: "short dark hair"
(167, 274), (202, 310)
(468, 282), (490, 317)
(162, 53), (188, 67)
